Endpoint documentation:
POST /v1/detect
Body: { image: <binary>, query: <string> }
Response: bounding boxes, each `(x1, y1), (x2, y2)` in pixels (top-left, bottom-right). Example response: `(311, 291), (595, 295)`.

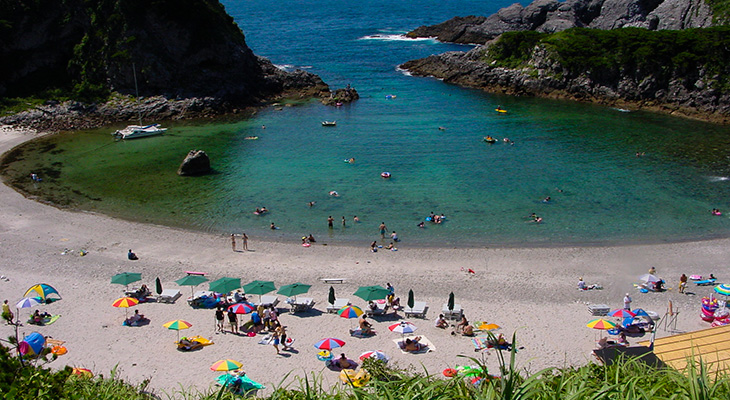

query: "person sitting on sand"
(391, 297), (401, 311)
(308, 234), (316, 243)
(127, 309), (144, 325)
(370, 241), (378, 252)
(127, 249), (138, 260)
(337, 353), (352, 369)
(404, 336), (426, 352)
(461, 325), (474, 336)
(435, 314), (449, 329)
(578, 277), (587, 290)
(385, 242), (394, 250)
(455, 315), (468, 333)
(359, 315), (373, 335)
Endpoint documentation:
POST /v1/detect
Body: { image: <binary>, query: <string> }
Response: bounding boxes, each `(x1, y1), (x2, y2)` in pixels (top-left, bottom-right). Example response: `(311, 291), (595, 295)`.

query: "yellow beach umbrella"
(586, 319), (616, 330)
(477, 322), (500, 331)
(163, 319), (193, 341)
(210, 359), (243, 371)
(112, 297), (139, 320)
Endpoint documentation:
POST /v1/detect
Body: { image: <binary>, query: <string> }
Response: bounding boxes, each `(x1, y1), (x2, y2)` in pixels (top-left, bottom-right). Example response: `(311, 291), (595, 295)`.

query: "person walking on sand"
(379, 222), (387, 239)
(215, 306), (225, 333)
(271, 328), (281, 354)
(276, 323), (291, 350)
(2, 300), (14, 325)
(623, 293), (632, 311)
(328, 216), (334, 229)
(231, 234), (236, 252)
(679, 273), (688, 293)
(242, 233), (248, 251)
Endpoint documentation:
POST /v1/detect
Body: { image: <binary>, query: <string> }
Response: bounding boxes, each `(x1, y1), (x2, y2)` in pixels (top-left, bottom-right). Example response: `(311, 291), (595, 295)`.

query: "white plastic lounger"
(158, 289), (182, 304)
(404, 301), (428, 318)
(327, 298), (350, 313)
(291, 297), (315, 312)
(442, 303), (463, 320)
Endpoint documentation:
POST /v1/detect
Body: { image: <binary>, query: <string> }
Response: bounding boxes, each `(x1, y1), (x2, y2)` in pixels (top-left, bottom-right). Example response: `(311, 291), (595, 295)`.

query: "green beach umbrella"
(353, 285), (390, 302)
(277, 283), (311, 299)
(209, 277), (241, 294)
(111, 272), (142, 288)
(407, 289), (414, 309)
(448, 292), (455, 311)
(243, 280), (277, 296)
(155, 277), (163, 296)
(175, 275), (209, 296)
(329, 286), (336, 305)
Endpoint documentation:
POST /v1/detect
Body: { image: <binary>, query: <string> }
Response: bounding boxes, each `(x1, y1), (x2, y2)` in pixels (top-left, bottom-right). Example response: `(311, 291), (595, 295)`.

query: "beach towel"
(472, 337), (491, 352)
(392, 335), (435, 354)
(350, 329), (376, 338)
(27, 314), (60, 326)
(258, 334), (273, 345)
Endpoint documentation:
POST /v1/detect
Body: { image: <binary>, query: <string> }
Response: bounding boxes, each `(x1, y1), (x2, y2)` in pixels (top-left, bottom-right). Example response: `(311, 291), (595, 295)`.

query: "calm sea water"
(6, 0), (730, 246)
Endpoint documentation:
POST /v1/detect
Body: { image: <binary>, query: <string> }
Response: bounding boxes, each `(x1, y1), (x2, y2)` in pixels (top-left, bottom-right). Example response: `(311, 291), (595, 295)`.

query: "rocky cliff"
(401, 28), (730, 123)
(407, 0), (717, 44)
(0, 0), (329, 129)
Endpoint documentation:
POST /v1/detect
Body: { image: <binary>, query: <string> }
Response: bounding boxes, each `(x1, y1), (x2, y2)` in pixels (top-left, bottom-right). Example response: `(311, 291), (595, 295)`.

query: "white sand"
(0, 126), (725, 397)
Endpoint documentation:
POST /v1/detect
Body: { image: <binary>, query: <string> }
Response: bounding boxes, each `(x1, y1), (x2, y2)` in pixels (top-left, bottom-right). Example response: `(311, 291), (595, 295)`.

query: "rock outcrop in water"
(407, 0), (716, 44)
(0, 0), (330, 130)
(178, 150), (211, 176)
(322, 86), (360, 106)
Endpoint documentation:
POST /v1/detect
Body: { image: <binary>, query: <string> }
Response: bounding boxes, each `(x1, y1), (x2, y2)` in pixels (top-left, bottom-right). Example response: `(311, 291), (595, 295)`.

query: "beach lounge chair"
(365, 301), (388, 317)
(442, 304), (463, 320)
(158, 289), (181, 304)
(327, 298), (350, 313)
(258, 295), (279, 308)
(404, 301), (428, 318)
(291, 297), (315, 313)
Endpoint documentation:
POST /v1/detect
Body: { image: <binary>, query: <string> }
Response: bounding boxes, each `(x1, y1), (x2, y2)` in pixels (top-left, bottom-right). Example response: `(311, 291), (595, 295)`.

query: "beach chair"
(291, 297), (315, 313)
(404, 301), (428, 318)
(258, 295), (279, 308)
(158, 289), (181, 304)
(365, 301), (388, 317)
(327, 298), (349, 313)
(442, 304), (463, 320)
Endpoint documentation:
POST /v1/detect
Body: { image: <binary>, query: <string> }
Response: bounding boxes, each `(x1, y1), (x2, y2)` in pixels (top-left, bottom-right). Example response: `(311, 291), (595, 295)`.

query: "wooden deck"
(638, 325), (730, 376)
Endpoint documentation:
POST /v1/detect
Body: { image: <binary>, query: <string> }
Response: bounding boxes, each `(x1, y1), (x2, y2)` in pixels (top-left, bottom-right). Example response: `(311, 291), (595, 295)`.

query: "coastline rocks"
(322, 86), (360, 106)
(178, 150), (211, 176)
(400, 43), (730, 123)
(407, 0), (714, 44)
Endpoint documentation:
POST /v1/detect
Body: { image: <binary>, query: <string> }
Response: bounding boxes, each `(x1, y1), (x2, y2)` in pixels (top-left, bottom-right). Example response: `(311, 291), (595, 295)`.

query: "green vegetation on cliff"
(485, 27), (730, 91)
(707, 0), (730, 23)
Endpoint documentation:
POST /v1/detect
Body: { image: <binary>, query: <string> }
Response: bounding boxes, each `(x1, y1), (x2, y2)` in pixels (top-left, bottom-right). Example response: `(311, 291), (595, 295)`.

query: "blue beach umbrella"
(714, 284), (730, 297)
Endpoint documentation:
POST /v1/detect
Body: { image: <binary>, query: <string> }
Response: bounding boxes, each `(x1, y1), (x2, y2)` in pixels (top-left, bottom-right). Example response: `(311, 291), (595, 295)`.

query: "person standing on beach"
(679, 274), (688, 293)
(215, 306), (225, 333)
(623, 293), (632, 310)
(231, 234), (236, 252)
(328, 216), (334, 228)
(379, 222), (387, 238)
(341, 216), (346, 227)
(271, 329), (281, 355)
(242, 233), (248, 251)
(228, 308), (238, 334)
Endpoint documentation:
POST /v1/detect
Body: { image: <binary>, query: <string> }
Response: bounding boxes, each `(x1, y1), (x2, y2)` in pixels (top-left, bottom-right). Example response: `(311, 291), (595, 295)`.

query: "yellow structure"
(639, 325), (730, 376)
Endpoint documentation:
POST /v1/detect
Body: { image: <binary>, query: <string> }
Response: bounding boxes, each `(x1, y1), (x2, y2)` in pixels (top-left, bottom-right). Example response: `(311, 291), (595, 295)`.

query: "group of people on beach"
(231, 233), (249, 252)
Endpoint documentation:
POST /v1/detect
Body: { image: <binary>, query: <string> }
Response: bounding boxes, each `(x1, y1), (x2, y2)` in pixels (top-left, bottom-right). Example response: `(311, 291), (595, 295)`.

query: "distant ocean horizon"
(6, 0), (730, 247)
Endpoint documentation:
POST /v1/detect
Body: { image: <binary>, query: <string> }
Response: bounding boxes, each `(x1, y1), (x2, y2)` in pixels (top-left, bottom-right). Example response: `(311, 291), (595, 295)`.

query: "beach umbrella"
(448, 292), (455, 311)
(24, 284), (61, 300)
(175, 275), (209, 296)
(714, 284), (730, 297)
(71, 367), (93, 378)
(359, 350), (390, 363)
(638, 274), (660, 283)
(112, 296), (139, 319)
(155, 277), (163, 296)
(314, 337), (345, 350)
(329, 286), (336, 305)
(607, 309), (636, 318)
(111, 272), (142, 289)
(229, 303), (255, 314)
(353, 285), (390, 302)
(632, 308), (650, 317)
(163, 319), (192, 341)
(243, 280), (277, 297)
(477, 322), (500, 331)
(389, 321), (417, 337)
(209, 277), (241, 294)
(210, 359), (243, 371)
(19, 332), (45, 356)
(16, 297), (43, 309)
(407, 289), (414, 309)
(277, 283), (311, 299)
(586, 319), (617, 330)
(338, 305), (364, 319)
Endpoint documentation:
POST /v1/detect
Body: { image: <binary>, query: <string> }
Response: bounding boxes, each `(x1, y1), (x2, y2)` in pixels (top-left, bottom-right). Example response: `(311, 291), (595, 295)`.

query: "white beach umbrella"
(638, 274), (660, 283)
(16, 297), (42, 309)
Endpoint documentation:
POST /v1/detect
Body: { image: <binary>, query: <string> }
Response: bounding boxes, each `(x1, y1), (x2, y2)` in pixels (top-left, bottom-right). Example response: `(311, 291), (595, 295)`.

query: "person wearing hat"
(623, 293), (632, 310)
(577, 277), (587, 290)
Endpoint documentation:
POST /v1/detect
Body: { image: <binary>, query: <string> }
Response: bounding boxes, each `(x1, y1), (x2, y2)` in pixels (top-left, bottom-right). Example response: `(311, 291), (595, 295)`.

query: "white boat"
(322, 121), (336, 126)
(113, 124), (167, 139)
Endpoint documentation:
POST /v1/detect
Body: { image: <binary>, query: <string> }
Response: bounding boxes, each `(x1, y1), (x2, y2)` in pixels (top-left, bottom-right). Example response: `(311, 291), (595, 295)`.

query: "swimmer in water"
(308, 201), (316, 207)
(270, 222), (277, 230)
(543, 196), (551, 203)
(329, 191), (339, 197)
(348, 158), (355, 163)
(353, 215), (360, 223)
(417, 221), (425, 228)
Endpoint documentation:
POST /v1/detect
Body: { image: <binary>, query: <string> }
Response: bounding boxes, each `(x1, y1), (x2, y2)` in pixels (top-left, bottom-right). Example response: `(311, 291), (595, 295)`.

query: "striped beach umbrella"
(586, 319), (617, 330)
(389, 321), (418, 337)
(607, 309), (636, 318)
(16, 297), (43, 309)
(210, 359), (243, 371)
(337, 305), (363, 319)
(314, 337), (345, 350)
(359, 350), (389, 363)
(112, 296), (139, 320)
(714, 284), (730, 296)
(228, 303), (255, 314)
(163, 319), (192, 341)
(24, 284), (61, 300)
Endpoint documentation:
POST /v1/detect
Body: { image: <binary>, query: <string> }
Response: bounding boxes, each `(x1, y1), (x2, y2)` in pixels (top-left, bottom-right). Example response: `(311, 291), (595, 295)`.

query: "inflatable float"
(381, 172), (391, 178)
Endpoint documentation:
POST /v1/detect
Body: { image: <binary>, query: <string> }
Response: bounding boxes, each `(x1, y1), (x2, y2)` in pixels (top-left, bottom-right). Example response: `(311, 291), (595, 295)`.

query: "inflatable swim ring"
(483, 137), (497, 143)
(381, 172), (391, 178)
(713, 211), (722, 216)
(302, 243), (311, 247)
(52, 345), (67, 355)
(443, 368), (458, 377)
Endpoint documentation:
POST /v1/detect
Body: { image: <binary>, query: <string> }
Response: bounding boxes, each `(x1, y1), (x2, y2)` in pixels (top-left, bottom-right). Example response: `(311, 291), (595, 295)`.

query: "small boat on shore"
(322, 121), (337, 126)
(113, 124), (166, 140)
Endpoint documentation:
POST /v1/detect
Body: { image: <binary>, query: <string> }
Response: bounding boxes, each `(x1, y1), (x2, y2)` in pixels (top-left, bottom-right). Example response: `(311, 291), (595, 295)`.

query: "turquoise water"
(5, 0), (730, 246)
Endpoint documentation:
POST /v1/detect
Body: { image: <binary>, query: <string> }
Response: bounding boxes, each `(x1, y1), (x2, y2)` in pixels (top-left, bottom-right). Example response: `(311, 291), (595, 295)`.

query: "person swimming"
(329, 191), (339, 197)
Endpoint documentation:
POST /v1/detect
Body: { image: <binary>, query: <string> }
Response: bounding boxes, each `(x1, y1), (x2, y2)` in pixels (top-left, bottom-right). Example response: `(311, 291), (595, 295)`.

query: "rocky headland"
(0, 0), (331, 131)
(402, 0), (730, 123)
(407, 0), (717, 44)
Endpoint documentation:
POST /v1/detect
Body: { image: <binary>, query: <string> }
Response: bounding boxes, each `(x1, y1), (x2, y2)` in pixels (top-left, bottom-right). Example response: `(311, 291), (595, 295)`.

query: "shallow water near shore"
(4, 0), (730, 246)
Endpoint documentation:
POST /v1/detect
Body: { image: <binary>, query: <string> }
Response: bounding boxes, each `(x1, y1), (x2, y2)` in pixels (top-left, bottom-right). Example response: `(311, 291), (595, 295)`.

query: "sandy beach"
(0, 126), (726, 397)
